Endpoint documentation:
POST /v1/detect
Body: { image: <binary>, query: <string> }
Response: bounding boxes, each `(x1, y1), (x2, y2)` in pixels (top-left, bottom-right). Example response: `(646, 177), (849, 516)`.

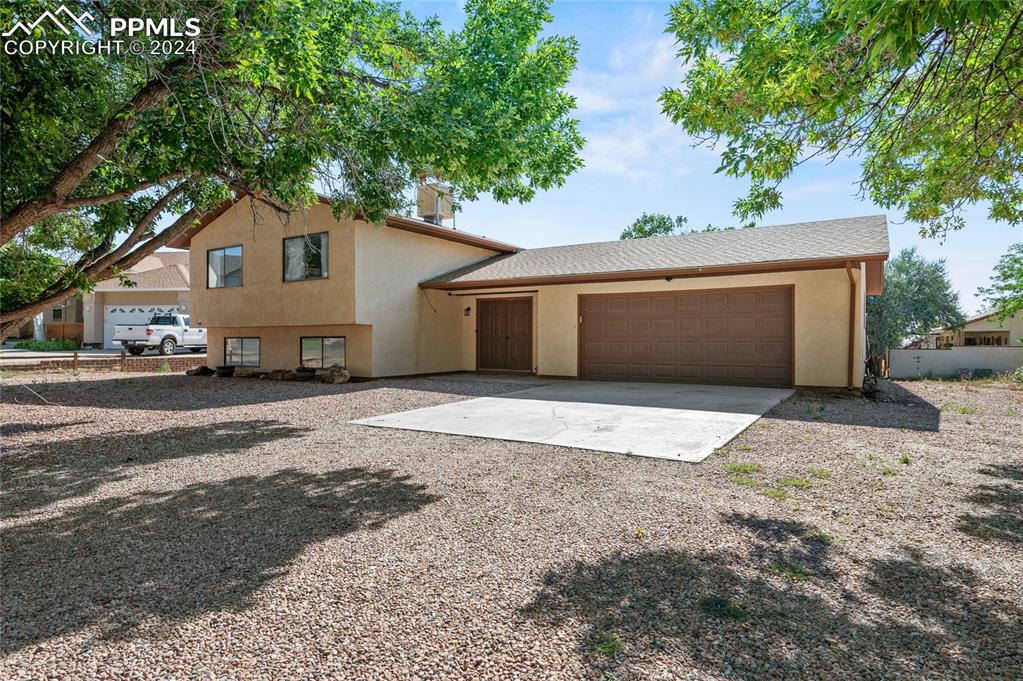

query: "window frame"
(207, 244), (244, 289)
(223, 336), (260, 367)
(282, 232), (329, 282)
(51, 307), (63, 322)
(299, 336), (346, 368)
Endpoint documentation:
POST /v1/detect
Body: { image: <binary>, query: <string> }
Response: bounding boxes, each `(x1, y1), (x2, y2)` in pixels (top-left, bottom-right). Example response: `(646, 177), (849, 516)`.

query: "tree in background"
(661, 1), (1023, 237)
(978, 243), (1023, 330)
(866, 249), (965, 371)
(620, 213), (689, 239)
(619, 213), (735, 239)
(0, 0), (582, 337)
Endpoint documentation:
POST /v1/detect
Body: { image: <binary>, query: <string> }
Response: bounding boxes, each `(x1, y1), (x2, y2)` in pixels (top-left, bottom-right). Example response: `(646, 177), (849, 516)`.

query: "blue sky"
(406, 0), (1020, 314)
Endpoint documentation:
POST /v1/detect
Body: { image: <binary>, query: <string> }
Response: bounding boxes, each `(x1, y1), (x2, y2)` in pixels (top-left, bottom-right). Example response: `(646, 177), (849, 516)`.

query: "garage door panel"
(758, 290), (789, 308)
(759, 316), (788, 336)
(580, 288), (792, 387)
(652, 318), (675, 334)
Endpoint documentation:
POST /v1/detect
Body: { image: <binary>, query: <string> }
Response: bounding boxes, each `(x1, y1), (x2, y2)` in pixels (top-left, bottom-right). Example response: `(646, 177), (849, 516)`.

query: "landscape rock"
(185, 365), (214, 376)
(314, 366), (351, 384)
(268, 369), (296, 381)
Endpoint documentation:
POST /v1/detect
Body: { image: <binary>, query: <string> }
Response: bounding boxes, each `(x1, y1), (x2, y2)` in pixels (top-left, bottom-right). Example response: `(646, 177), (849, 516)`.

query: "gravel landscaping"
(2, 371), (1021, 679)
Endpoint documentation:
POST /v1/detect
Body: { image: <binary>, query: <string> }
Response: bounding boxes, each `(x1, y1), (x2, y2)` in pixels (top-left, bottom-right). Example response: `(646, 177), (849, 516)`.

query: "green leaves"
(1, 0), (582, 325)
(978, 243), (1023, 322)
(661, 0), (1023, 236)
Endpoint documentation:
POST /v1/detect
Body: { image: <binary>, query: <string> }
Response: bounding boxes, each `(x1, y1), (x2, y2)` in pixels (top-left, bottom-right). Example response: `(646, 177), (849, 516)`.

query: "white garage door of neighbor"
(103, 305), (180, 349)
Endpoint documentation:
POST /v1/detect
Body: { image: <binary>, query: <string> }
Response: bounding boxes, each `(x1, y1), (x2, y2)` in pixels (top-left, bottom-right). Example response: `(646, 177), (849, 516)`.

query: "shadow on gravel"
(957, 464), (1023, 546)
(1, 420), (310, 516)
(764, 381), (940, 431)
(522, 519), (1020, 678)
(1, 467), (439, 653)
(0, 374), (523, 411)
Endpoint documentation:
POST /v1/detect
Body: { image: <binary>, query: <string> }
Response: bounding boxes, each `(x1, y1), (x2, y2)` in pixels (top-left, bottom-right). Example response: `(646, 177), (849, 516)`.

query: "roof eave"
(420, 253), (890, 290)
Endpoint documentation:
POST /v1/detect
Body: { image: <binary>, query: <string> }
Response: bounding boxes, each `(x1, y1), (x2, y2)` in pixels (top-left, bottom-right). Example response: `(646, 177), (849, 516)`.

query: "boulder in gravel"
(315, 366), (351, 384)
(185, 365), (214, 376)
(268, 369), (296, 381)
(234, 368), (264, 379)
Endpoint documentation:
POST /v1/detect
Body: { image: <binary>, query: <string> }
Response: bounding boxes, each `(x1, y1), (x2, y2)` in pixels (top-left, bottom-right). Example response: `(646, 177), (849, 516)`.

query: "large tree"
(865, 248), (965, 371)
(978, 243), (1023, 325)
(0, 0), (583, 337)
(661, 0), (1023, 236)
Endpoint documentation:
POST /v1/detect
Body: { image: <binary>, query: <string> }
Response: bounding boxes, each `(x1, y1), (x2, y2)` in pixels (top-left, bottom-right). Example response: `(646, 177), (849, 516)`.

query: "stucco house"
(170, 196), (888, 388)
(81, 252), (191, 349)
(923, 310), (1023, 348)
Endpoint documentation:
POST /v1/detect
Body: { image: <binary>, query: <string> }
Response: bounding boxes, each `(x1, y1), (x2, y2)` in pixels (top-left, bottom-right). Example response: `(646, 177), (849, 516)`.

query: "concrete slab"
(353, 380), (794, 462)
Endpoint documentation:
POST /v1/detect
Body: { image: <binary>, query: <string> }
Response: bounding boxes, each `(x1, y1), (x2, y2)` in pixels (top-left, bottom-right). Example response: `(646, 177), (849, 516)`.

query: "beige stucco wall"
(354, 223), (499, 376)
(82, 290), (188, 344)
(206, 325), (373, 377)
(192, 197), (498, 376)
(455, 267), (865, 388)
(189, 198), (357, 329)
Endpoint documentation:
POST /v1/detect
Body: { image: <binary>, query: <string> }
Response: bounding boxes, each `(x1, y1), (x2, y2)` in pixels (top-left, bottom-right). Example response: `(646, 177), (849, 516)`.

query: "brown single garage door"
(579, 287), (793, 387)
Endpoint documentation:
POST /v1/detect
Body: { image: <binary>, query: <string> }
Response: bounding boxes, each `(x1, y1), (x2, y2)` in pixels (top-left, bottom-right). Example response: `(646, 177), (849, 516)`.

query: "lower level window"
(225, 337), (259, 367)
(301, 336), (345, 368)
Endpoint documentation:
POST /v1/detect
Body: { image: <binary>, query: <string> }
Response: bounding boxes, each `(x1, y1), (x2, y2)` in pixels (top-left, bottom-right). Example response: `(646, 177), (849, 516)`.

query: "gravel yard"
(2, 371), (1021, 680)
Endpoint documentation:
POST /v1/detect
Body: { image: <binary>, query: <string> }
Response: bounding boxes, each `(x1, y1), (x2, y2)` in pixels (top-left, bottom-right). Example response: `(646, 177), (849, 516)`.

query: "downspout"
(845, 261), (856, 389)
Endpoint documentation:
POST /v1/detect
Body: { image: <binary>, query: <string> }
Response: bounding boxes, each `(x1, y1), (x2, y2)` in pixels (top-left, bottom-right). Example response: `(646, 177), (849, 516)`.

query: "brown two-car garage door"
(579, 287), (793, 387)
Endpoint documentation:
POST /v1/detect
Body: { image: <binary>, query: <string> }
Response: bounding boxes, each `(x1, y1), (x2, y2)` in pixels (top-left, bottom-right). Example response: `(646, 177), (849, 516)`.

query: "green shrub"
(13, 339), (80, 351)
(1009, 366), (1023, 386)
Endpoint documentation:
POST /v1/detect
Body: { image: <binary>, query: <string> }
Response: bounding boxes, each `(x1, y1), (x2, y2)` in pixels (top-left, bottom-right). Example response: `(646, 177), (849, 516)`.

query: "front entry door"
(478, 298), (533, 371)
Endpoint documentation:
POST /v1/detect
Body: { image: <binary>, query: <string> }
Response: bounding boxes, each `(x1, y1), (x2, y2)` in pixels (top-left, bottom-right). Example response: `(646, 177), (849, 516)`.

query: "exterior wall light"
(464, 307), (472, 316)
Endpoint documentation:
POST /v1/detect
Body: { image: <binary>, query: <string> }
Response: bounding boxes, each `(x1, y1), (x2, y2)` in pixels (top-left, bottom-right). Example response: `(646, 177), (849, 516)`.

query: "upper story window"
(283, 233), (328, 282)
(208, 245), (242, 288)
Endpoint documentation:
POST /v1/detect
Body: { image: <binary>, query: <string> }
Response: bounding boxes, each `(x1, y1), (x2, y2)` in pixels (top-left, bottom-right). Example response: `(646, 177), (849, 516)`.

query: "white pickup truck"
(113, 314), (207, 355)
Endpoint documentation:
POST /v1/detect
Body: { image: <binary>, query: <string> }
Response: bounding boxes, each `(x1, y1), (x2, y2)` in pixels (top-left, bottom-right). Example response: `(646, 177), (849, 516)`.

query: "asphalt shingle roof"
(95, 251), (190, 290)
(424, 215), (889, 286)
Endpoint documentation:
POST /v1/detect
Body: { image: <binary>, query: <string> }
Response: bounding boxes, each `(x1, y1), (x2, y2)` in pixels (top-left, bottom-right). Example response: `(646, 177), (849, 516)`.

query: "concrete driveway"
(353, 379), (794, 462)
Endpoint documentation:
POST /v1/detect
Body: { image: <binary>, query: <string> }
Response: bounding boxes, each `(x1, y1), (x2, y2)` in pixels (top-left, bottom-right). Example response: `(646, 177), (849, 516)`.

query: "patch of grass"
(723, 462), (764, 474)
(802, 530), (839, 546)
(807, 467), (831, 479)
(737, 444), (754, 452)
(762, 488), (789, 500)
(898, 453), (911, 465)
(156, 363), (171, 373)
(941, 401), (977, 415)
(634, 527), (647, 540)
(589, 631), (623, 657)
(771, 562), (815, 580)
(713, 447), (730, 457)
(881, 466), (898, 476)
(729, 475), (760, 486)
(697, 594), (745, 620)
(115, 377), (135, 386)
(776, 476), (811, 488)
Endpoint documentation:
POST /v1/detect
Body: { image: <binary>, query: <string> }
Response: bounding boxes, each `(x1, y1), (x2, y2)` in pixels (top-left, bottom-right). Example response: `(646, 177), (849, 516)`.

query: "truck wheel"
(159, 337), (177, 355)
(127, 346), (145, 356)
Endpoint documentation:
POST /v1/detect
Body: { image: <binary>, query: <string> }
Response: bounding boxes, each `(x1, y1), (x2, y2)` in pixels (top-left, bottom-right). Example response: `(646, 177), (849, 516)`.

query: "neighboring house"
(81, 252), (191, 349)
(12, 297), (85, 341)
(923, 310), (1023, 348)
(171, 197), (888, 388)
